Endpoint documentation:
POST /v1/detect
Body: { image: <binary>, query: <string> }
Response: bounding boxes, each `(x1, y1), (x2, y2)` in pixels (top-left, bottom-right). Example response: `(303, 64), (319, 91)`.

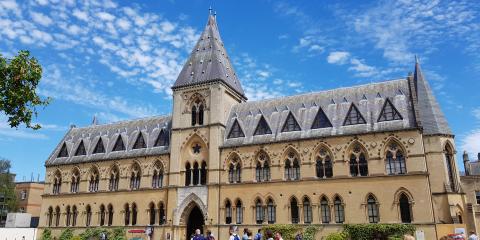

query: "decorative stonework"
(174, 186), (208, 225)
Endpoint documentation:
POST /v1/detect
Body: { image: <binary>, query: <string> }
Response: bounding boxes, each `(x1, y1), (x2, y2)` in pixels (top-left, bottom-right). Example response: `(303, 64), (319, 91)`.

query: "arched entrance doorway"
(186, 205), (205, 238)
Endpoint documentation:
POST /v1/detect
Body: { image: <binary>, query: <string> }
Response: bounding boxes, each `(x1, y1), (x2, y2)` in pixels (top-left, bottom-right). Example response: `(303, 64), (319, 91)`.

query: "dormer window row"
(227, 99), (403, 139)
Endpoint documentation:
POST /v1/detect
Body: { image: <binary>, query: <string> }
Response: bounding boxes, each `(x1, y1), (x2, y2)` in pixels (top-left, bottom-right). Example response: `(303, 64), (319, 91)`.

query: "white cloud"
(327, 51), (350, 65)
(348, 58), (377, 77)
(30, 12), (52, 26)
(116, 18), (131, 31)
(0, 117), (48, 140)
(461, 108), (480, 155)
(72, 9), (88, 21)
(97, 12), (115, 21)
(0, 0), (20, 16)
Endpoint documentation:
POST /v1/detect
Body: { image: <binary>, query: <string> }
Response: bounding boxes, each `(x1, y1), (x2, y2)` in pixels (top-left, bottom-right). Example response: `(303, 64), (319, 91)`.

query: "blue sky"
(1, 0), (479, 181)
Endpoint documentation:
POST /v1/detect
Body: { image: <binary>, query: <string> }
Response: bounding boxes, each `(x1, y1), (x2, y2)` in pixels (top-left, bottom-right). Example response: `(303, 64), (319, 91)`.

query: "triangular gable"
(343, 103), (366, 126)
(133, 132), (147, 149)
(311, 107), (333, 129)
(254, 116), (272, 135)
(282, 112), (301, 132)
(57, 142), (69, 158)
(227, 119), (245, 138)
(93, 138), (105, 154)
(74, 140), (86, 156)
(378, 98), (403, 122)
(154, 129), (169, 147)
(112, 135), (125, 151)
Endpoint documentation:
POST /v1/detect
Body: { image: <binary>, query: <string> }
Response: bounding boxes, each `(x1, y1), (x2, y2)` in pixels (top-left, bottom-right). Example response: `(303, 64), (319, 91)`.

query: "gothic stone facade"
(39, 14), (468, 240)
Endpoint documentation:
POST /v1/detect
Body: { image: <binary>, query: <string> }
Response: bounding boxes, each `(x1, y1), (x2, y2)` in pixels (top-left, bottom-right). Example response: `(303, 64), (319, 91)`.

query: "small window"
(281, 112), (301, 132)
(343, 103), (366, 126)
(303, 197), (312, 224)
(20, 190), (27, 200)
(133, 132), (146, 149)
(255, 199), (263, 224)
(75, 141), (86, 156)
(399, 193), (412, 223)
(154, 130), (169, 147)
(254, 116), (272, 135)
(476, 191), (480, 204)
(334, 197), (344, 223)
(311, 107), (332, 129)
(267, 199), (276, 224)
(367, 195), (379, 223)
(57, 143), (69, 158)
(112, 135), (125, 151)
(225, 200), (232, 224)
(93, 138), (105, 154)
(290, 197), (299, 224)
(378, 98), (403, 122)
(321, 197), (330, 223)
(227, 119), (245, 139)
(236, 200), (243, 224)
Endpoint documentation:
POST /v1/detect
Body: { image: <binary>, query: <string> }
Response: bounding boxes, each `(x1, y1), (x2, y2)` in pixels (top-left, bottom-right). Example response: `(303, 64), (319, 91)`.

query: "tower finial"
(214, 11), (217, 18)
(92, 115), (98, 125)
(415, 54), (419, 64)
(209, 6), (212, 15)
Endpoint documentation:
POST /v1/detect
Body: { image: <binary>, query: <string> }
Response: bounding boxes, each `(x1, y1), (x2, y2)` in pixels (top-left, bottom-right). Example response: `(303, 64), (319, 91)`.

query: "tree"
(0, 158), (17, 214)
(0, 50), (50, 129)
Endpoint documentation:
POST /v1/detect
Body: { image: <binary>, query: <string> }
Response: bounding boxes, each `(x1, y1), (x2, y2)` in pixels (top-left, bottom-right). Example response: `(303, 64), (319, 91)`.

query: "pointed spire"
(92, 115), (98, 125)
(172, 12), (246, 99)
(412, 57), (451, 135)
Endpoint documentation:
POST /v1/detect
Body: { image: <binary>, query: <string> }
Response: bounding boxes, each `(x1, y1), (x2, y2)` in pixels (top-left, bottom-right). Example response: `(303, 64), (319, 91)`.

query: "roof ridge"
(71, 115), (172, 130)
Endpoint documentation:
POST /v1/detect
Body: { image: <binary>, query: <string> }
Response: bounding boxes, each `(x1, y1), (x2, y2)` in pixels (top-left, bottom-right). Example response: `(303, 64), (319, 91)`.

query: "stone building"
(15, 181), (45, 227)
(39, 13), (468, 239)
(461, 152), (480, 235)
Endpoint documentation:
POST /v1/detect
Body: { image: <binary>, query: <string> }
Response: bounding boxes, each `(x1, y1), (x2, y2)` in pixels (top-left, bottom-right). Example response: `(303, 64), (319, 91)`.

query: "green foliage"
(0, 50), (50, 129)
(79, 227), (126, 240)
(262, 224), (300, 240)
(303, 226), (319, 240)
(71, 236), (82, 240)
(325, 232), (348, 240)
(0, 158), (17, 214)
(41, 229), (52, 240)
(343, 224), (415, 240)
(59, 228), (74, 240)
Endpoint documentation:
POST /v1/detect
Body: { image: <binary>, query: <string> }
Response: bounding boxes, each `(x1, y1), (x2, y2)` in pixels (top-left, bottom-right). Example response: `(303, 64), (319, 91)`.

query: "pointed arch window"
(321, 197), (331, 223)
(399, 193), (412, 223)
(285, 151), (300, 180)
(378, 99), (402, 122)
(130, 165), (141, 190)
(131, 203), (138, 225)
(343, 103), (366, 126)
(228, 156), (241, 183)
(70, 170), (79, 193)
(256, 152), (270, 182)
(255, 199), (264, 224)
(152, 164), (164, 189)
(159, 202), (166, 225)
(445, 145), (457, 192)
(334, 197), (344, 223)
(133, 132), (146, 149)
(385, 143), (406, 175)
(108, 204), (113, 226)
(254, 116), (272, 135)
(185, 163), (191, 186)
(316, 148), (333, 178)
(236, 200), (243, 224)
(99, 204), (106, 226)
(193, 162), (199, 185)
(191, 105), (197, 126)
(124, 204), (130, 225)
(149, 202), (156, 225)
(55, 206), (60, 226)
(367, 195), (379, 223)
(65, 206), (71, 226)
(88, 171), (99, 192)
(85, 205), (92, 227)
(47, 207), (53, 227)
(350, 145), (368, 177)
(57, 143), (69, 158)
(282, 112), (301, 132)
(228, 119), (245, 139)
(311, 107), (332, 129)
(52, 172), (61, 194)
(201, 161), (207, 185)
(267, 198), (276, 224)
(72, 205), (78, 227)
(113, 135), (125, 151)
(303, 197), (312, 224)
(154, 129), (169, 147)
(75, 140), (86, 156)
(191, 99), (205, 126)
(109, 167), (119, 191)
(225, 200), (232, 224)
(290, 197), (299, 224)
(198, 104), (204, 125)
(93, 138), (105, 154)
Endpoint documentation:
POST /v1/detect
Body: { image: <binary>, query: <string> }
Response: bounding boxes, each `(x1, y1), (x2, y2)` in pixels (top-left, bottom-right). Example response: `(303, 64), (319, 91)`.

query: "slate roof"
(412, 60), (452, 135)
(172, 14), (246, 99)
(45, 116), (171, 166)
(223, 79), (416, 147)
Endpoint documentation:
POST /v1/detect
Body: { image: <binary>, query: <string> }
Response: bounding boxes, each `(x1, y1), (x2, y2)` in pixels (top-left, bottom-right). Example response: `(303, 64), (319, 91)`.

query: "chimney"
(463, 151), (470, 176)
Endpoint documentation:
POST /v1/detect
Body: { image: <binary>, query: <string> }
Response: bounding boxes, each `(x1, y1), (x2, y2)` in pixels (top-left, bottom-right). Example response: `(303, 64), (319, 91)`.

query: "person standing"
(254, 229), (262, 240)
(193, 229), (205, 240)
(265, 230), (274, 240)
(229, 226), (241, 240)
(469, 231), (479, 240)
(205, 230), (215, 240)
(243, 228), (249, 240)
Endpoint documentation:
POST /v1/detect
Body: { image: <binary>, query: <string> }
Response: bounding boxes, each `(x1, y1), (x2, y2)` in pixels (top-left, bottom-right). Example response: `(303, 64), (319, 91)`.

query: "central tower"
(167, 12), (246, 238)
